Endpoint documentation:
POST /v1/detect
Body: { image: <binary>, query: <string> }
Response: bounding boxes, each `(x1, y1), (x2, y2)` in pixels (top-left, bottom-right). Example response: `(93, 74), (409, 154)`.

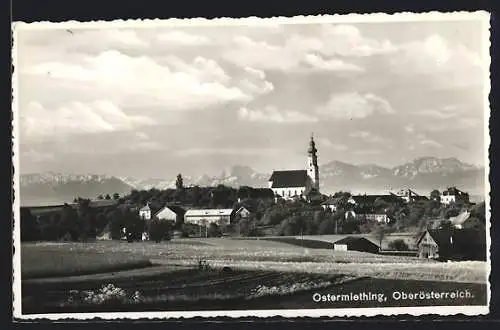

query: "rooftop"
(269, 170), (308, 188)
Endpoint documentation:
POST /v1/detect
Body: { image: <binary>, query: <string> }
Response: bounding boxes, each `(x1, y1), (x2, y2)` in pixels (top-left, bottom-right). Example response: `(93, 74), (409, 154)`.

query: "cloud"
(222, 24), (387, 72)
(174, 147), (282, 157)
(349, 131), (386, 143)
(21, 148), (55, 162)
(316, 92), (394, 119)
(412, 109), (458, 119)
(22, 51), (272, 111)
(20, 29), (150, 58)
(390, 34), (482, 87)
(404, 124), (415, 133)
(20, 101), (154, 138)
(302, 53), (364, 72)
(420, 139), (443, 148)
(316, 137), (348, 151)
(156, 30), (211, 46)
(425, 117), (483, 132)
(353, 149), (382, 155)
(135, 132), (149, 140)
(315, 24), (397, 57)
(238, 106), (318, 123)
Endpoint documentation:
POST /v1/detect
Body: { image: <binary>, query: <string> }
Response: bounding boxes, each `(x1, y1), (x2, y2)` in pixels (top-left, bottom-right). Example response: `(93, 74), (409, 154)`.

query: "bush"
(388, 239), (409, 251)
(148, 217), (172, 243)
(207, 223), (222, 237)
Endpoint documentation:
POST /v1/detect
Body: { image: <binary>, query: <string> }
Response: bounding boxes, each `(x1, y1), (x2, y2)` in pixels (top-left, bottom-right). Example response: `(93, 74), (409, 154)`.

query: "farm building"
(184, 208), (234, 226)
(416, 228), (486, 261)
(333, 236), (380, 254)
(154, 205), (185, 224)
(24, 199), (118, 222)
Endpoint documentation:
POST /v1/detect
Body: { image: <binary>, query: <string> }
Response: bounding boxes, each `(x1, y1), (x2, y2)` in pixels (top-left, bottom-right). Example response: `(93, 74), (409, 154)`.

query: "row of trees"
(229, 191), (484, 238)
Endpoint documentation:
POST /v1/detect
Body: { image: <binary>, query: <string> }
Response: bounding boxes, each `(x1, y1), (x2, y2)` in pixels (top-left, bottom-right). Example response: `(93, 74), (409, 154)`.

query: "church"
(268, 135), (320, 199)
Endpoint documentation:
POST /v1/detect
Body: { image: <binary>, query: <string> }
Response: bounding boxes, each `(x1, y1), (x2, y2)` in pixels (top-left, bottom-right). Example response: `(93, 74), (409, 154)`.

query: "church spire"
(308, 133), (317, 154)
(306, 133), (319, 192)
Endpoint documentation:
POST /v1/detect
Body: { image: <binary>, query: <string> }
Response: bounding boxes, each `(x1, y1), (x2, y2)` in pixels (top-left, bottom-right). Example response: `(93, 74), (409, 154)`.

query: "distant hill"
(19, 172), (134, 206)
(19, 157), (486, 206)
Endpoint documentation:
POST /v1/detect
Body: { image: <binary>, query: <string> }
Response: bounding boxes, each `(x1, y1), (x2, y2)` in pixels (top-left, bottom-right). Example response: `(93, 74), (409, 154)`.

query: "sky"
(14, 15), (489, 179)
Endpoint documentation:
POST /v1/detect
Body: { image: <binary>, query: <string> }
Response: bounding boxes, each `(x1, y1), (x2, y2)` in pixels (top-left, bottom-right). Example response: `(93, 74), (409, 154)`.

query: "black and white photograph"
(12, 12), (491, 319)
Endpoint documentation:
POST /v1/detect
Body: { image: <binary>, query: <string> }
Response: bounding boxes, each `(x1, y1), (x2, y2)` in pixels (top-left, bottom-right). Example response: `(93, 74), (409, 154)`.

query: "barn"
(333, 236), (380, 254)
(416, 228), (486, 261)
(184, 208), (234, 226)
(154, 205), (185, 224)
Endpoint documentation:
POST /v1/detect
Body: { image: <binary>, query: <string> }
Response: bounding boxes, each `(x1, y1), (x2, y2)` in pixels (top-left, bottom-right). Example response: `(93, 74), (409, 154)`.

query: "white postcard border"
(11, 11), (492, 320)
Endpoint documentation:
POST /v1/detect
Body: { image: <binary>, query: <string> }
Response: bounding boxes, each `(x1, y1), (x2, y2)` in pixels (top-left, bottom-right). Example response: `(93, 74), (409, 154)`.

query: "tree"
(439, 219), (454, 230)
(59, 203), (79, 241)
(373, 225), (394, 252)
(176, 174), (184, 190)
(388, 239), (409, 251)
(317, 218), (334, 235)
(148, 217), (172, 243)
(430, 189), (441, 202)
(113, 193), (120, 201)
(107, 210), (123, 240)
(105, 194), (111, 200)
(20, 208), (40, 242)
(76, 198), (94, 241)
(207, 223), (222, 237)
(97, 194), (104, 200)
(123, 209), (145, 241)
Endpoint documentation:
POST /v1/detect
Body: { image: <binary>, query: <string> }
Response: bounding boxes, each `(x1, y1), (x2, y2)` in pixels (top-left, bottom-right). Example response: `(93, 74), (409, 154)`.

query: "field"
(22, 243), (152, 279)
(20, 238), (489, 314)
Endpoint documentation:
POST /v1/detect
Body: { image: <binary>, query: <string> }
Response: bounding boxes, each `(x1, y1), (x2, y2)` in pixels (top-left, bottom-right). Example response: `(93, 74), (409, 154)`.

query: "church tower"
(307, 134), (320, 191)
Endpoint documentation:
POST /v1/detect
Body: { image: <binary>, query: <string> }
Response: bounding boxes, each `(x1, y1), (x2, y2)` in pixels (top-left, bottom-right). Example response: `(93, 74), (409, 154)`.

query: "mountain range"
(18, 157), (486, 206)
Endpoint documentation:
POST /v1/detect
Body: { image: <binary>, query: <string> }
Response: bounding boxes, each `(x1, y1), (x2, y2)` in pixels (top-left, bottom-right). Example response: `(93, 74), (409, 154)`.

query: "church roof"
(269, 170), (308, 188)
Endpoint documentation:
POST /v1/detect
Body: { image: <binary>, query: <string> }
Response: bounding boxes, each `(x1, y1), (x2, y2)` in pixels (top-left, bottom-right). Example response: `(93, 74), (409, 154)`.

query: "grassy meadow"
(21, 238), (488, 283)
(21, 242), (152, 279)
(19, 237), (489, 313)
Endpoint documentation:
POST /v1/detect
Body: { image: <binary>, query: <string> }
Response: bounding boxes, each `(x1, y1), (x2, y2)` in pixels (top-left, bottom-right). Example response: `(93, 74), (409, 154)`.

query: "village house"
(440, 187), (470, 205)
(321, 195), (354, 212)
(361, 213), (391, 224)
(390, 189), (429, 203)
(342, 210), (390, 223)
(235, 206), (251, 219)
(269, 135), (320, 200)
(184, 208), (234, 226)
(416, 228), (486, 261)
(349, 194), (403, 208)
(139, 203), (152, 220)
